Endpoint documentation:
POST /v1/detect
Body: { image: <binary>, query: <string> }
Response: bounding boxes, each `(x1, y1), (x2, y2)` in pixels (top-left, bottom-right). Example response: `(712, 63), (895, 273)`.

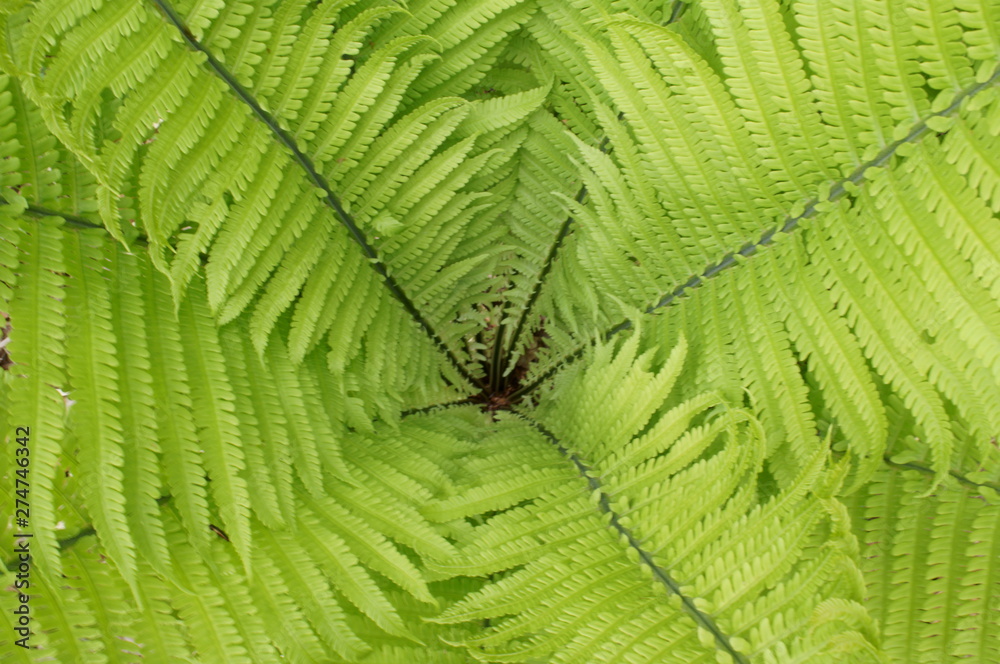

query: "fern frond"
(9, 0), (491, 391)
(518, 9), (1000, 487)
(429, 338), (874, 663)
(0, 408), (485, 660)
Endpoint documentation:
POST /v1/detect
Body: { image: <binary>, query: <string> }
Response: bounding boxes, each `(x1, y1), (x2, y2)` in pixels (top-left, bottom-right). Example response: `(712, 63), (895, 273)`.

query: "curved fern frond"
(517, 9), (1000, 487)
(0, 396), (482, 660)
(1, 203), (473, 659)
(428, 337), (877, 663)
(4, 0), (515, 393)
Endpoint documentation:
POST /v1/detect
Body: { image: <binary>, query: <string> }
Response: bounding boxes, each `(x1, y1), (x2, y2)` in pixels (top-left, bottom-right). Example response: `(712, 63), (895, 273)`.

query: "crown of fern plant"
(0, 0), (998, 662)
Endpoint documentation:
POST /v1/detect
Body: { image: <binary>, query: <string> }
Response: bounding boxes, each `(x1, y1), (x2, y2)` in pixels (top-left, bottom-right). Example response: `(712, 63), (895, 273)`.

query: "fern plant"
(0, 0), (998, 661)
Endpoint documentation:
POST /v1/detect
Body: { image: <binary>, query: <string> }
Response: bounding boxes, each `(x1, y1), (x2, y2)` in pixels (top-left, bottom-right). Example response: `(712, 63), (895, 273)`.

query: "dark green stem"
(401, 397), (474, 418)
(883, 456), (1000, 493)
(24, 203), (104, 230)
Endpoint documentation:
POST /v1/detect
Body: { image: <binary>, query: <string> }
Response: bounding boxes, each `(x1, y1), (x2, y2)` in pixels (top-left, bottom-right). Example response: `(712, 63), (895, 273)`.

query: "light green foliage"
(0, 0), (998, 662)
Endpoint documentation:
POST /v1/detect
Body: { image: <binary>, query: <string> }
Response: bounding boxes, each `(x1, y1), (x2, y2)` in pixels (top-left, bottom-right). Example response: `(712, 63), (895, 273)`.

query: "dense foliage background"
(1, 0), (999, 661)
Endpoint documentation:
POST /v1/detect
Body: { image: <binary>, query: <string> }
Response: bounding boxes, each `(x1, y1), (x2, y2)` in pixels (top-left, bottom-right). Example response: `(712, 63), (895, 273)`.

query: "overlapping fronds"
(2, 0), (544, 399)
(519, 4), (1000, 488)
(427, 337), (878, 663)
(0, 84), (477, 652)
(0, 491), (474, 662)
(0, 22), (491, 660)
(1, 0), (999, 662)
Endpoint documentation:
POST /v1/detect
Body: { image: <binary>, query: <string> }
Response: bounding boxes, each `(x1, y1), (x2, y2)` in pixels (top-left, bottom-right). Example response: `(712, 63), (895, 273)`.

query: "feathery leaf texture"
(0, 0), (999, 661)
